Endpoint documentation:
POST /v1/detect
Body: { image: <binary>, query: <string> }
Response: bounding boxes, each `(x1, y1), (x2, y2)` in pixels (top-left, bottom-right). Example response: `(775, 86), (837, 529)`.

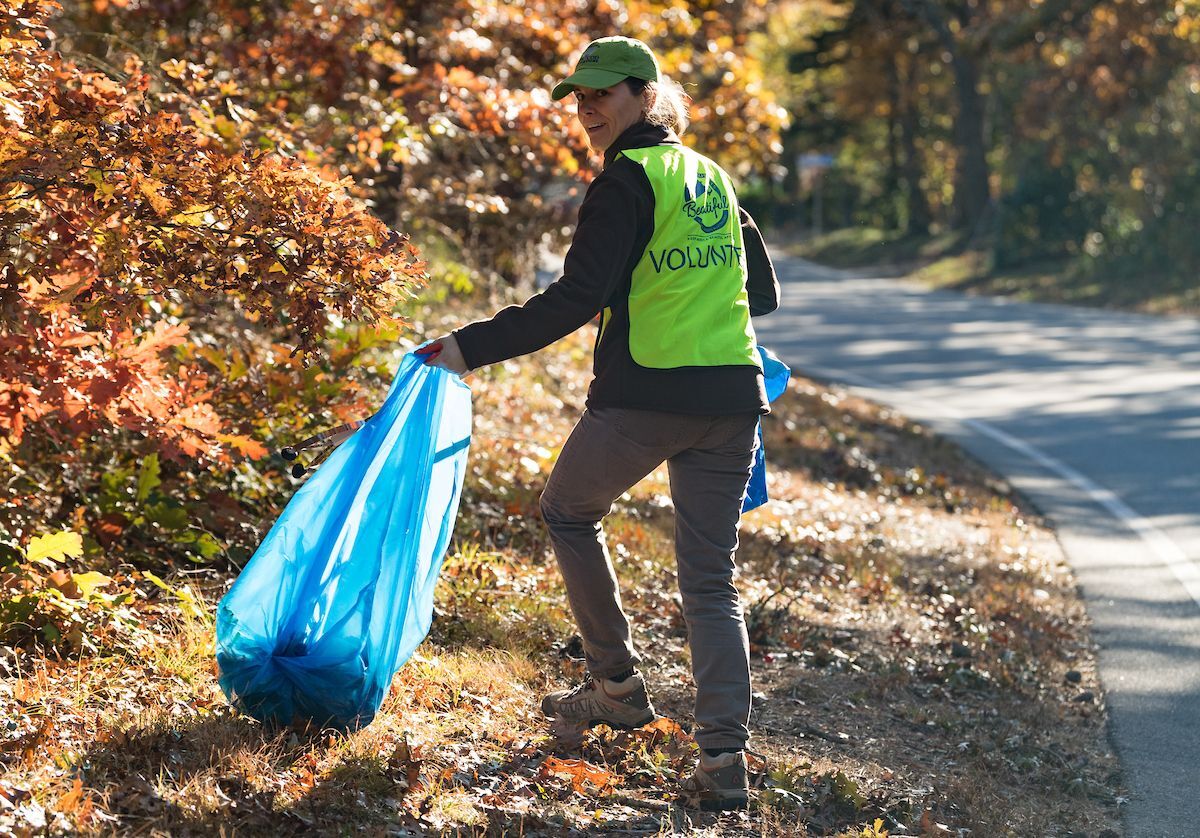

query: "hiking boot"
(540, 671), (656, 736)
(677, 750), (749, 811)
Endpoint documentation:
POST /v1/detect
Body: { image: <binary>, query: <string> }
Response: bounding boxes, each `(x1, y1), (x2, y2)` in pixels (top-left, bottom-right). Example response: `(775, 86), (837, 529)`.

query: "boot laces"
(563, 672), (597, 700)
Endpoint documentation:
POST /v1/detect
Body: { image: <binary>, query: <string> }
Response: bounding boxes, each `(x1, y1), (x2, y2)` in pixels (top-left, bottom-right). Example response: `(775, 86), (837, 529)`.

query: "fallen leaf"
(26, 531), (83, 566)
(539, 756), (619, 795)
(55, 778), (83, 814)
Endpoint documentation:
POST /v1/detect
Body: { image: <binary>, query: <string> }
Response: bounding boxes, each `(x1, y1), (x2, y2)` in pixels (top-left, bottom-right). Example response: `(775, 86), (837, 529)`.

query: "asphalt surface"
(753, 253), (1200, 838)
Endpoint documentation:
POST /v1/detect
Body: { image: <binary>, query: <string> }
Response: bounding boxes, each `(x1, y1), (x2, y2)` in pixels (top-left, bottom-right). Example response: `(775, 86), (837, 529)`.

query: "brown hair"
(625, 76), (691, 135)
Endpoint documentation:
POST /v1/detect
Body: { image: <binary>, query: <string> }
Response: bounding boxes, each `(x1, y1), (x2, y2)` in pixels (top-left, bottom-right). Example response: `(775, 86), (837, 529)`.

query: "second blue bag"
(215, 353), (472, 731)
(742, 346), (791, 513)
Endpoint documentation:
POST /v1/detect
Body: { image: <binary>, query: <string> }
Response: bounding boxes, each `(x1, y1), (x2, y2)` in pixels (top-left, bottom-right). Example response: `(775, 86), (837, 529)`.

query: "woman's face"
(573, 82), (647, 152)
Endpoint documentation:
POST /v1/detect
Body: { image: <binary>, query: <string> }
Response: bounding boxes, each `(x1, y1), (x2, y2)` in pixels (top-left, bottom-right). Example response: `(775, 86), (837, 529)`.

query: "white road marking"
(805, 363), (1200, 610)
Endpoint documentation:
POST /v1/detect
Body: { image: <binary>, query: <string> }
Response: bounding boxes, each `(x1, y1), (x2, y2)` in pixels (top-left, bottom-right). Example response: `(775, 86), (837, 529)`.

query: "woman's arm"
(740, 207), (780, 317)
(452, 173), (649, 371)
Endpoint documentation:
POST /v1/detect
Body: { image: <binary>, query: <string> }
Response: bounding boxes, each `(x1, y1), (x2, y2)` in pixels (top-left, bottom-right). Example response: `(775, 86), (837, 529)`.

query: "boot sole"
(544, 711), (658, 749)
(543, 710), (658, 730)
(694, 796), (749, 812)
(585, 713), (656, 730)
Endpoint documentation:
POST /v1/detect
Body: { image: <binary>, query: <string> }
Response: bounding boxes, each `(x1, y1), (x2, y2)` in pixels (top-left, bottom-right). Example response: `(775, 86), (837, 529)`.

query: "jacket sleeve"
(740, 207), (780, 317)
(452, 173), (646, 371)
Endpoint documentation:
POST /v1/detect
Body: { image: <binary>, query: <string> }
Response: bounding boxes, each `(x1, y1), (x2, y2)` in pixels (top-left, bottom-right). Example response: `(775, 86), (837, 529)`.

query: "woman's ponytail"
(627, 75), (691, 135)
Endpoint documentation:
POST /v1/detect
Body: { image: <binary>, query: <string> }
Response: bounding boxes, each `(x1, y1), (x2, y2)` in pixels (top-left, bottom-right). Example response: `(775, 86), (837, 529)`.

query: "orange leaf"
(118, 321), (190, 366)
(539, 756), (619, 794)
(643, 716), (687, 738)
(218, 433), (268, 459)
(137, 176), (173, 216)
(56, 778), (83, 814)
(56, 323), (99, 347)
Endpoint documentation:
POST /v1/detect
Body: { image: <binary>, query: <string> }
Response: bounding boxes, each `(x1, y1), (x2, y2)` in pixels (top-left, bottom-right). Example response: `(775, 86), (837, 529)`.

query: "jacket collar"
(603, 121), (680, 168)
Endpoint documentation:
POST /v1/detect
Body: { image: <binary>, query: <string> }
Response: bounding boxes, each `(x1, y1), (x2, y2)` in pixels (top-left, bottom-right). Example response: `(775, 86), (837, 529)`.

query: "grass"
(783, 227), (966, 277)
(787, 226), (1198, 315)
(0, 318), (1125, 836)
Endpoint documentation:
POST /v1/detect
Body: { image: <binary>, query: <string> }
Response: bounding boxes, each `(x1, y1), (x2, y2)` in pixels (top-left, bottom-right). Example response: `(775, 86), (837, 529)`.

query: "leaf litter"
(0, 320), (1124, 836)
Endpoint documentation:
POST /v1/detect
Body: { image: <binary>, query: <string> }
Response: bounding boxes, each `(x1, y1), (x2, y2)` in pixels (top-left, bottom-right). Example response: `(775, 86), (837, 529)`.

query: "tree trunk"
(899, 53), (931, 235)
(898, 0), (991, 231)
(948, 50), (990, 231)
(884, 54), (902, 232)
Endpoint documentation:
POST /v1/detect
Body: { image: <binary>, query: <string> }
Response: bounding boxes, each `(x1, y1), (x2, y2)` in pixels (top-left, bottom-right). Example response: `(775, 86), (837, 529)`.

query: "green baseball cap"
(551, 36), (660, 101)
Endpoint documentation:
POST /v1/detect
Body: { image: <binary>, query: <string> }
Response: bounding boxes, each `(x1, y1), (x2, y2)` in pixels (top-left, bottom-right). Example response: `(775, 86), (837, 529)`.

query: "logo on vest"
(682, 174), (730, 234)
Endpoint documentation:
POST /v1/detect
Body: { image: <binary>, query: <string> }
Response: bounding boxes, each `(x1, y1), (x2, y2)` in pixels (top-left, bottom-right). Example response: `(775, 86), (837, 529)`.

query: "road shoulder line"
(801, 363), (1200, 611)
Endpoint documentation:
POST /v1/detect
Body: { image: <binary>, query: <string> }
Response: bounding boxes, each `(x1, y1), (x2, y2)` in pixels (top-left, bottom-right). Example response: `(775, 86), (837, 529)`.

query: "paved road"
(754, 254), (1200, 838)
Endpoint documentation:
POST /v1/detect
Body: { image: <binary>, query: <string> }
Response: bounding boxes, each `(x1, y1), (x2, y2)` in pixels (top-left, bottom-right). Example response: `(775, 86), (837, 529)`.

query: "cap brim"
(551, 68), (633, 100)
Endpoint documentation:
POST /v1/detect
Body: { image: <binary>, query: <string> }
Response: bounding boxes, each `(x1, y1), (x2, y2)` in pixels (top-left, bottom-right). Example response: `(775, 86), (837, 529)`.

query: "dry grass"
(0, 323), (1123, 837)
(787, 226), (1198, 316)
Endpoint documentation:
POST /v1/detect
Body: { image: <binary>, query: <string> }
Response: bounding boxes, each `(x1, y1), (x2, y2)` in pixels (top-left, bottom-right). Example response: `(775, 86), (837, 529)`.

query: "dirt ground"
(0, 330), (1126, 836)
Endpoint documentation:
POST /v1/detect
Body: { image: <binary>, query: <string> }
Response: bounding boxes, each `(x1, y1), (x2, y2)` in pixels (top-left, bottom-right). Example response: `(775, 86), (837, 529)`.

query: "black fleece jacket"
(453, 121), (780, 415)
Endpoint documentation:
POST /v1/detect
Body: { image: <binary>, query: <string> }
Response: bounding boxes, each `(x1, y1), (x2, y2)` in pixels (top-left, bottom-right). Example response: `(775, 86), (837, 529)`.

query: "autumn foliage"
(1, 0), (424, 460)
(778, 0), (1198, 292)
(56, 0), (785, 281)
(1, 0), (785, 598)
(0, 0), (430, 579)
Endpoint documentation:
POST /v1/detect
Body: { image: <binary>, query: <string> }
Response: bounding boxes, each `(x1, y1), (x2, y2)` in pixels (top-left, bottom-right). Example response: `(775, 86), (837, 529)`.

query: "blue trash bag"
(742, 346), (791, 513)
(215, 352), (472, 731)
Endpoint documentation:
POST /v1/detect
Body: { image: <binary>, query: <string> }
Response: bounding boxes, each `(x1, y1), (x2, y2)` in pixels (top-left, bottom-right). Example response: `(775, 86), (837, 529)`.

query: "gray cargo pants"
(538, 406), (759, 750)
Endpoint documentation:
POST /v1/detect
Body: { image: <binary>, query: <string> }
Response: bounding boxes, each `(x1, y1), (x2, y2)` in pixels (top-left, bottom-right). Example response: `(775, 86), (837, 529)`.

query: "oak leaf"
(25, 530), (84, 567)
(539, 756), (619, 795)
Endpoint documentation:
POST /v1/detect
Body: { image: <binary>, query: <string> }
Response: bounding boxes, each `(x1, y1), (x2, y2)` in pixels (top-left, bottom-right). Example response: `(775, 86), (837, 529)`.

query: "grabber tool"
(414, 341), (443, 361)
(278, 345), (451, 478)
(279, 417), (372, 478)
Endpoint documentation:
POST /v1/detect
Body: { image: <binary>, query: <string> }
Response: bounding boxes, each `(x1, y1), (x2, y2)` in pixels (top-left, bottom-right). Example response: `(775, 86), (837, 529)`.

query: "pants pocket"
(599, 407), (696, 451)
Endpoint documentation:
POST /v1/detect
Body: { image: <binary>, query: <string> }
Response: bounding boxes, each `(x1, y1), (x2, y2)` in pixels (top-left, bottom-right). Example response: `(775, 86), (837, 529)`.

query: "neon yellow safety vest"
(614, 144), (760, 370)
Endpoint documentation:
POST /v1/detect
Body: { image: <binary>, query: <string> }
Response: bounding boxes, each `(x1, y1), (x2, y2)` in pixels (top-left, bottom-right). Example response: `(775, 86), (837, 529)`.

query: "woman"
(418, 35), (780, 811)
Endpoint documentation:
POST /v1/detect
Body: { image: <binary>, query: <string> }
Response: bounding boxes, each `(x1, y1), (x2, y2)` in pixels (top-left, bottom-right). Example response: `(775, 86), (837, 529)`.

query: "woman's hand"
(415, 333), (470, 375)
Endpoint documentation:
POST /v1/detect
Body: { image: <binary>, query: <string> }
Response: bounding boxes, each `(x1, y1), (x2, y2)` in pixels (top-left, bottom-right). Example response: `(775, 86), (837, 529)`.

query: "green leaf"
(228, 352), (248, 382)
(833, 771), (866, 809)
(99, 466), (135, 512)
(0, 540), (23, 570)
(0, 594), (39, 627)
(140, 570), (171, 591)
(136, 454), (161, 504)
(193, 532), (223, 560)
(144, 502), (188, 532)
(25, 530), (83, 567)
